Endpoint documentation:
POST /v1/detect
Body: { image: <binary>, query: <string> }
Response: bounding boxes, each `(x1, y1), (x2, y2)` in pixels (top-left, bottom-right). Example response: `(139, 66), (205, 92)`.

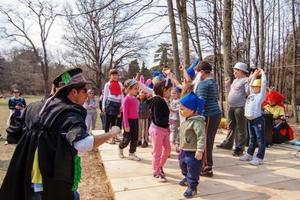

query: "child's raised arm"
(258, 69), (267, 102)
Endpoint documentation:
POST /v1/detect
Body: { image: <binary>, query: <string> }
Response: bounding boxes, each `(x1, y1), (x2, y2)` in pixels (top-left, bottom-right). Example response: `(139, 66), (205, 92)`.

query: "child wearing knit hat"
(176, 92), (205, 198)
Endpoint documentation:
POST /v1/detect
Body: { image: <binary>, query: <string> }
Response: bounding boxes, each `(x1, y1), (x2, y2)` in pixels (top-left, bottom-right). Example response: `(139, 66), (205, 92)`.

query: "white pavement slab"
(94, 130), (300, 200)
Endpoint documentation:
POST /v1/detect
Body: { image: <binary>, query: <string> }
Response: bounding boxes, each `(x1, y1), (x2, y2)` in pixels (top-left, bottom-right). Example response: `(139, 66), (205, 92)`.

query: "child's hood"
(187, 115), (205, 122)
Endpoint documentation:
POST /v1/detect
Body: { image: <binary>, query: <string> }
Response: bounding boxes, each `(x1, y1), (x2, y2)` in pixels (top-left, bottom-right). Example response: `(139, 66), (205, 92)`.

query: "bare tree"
(167, 0), (180, 80)
(259, 0), (265, 68)
(176, 0), (190, 66)
(191, 0), (203, 61)
(252, 0), (260, 67)
(223, 0), (233, 88)
(0, 0), (57, 96)
(65, 0), (151, 89)
(291, 0), (299, 122)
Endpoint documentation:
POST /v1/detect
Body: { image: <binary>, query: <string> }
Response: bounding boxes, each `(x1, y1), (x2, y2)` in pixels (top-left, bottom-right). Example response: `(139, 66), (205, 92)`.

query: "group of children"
(102, 65), (271, 198)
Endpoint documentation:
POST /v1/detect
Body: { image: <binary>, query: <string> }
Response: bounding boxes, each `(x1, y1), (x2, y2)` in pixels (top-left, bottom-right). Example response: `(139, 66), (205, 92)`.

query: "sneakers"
(153, 172), (166, 183)
(232, 149), (244, 157)
(179, 177), (188, 186)
(200, 169), (213, 177)
(118, 148), (125, 159)
(239, 153), (253, 161)
(250, 157), (264, 166)
(216, 143), (232, 150)
(128, 153), (141, 161)
(183, 186), (197, 198)
(141, 141), (148, 148)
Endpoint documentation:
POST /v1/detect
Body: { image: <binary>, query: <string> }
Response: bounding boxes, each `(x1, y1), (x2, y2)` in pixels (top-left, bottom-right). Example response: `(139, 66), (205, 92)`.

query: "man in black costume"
(0, 68), (120, 200)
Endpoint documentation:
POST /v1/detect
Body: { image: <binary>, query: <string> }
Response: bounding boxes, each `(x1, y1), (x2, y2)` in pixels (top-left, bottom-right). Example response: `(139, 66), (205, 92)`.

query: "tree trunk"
(252, 0), (259, 67)
(259, 0), (265, 69)
(192, 0), (203, 61)
(246, 0), (252, 65)
(213, 0), (218, 80)
(167, 0), (181, 80)
(266, 17), (270, 85)
(176, 0), (190, 66)
(275, 0), (281, 90)
(223, 0), (233, 95)
(291, 0), (299, 123)
(217, 0), (224, 116)
(269, 0), (275, 87)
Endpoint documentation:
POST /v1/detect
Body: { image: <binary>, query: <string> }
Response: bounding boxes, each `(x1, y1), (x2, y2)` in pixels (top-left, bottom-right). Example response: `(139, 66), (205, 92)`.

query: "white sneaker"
(153, 173), (167, 183)
(157, 175), (167, 183)
(239, 153), (253, 161)
(119, 148), (125, 159)
(250, 157), (264, 166)
(128, 153), (141, 161)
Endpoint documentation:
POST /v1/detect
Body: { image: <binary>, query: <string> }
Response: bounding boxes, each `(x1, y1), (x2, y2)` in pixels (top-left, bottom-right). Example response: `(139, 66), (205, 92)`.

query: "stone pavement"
(96, 130), (300, 200)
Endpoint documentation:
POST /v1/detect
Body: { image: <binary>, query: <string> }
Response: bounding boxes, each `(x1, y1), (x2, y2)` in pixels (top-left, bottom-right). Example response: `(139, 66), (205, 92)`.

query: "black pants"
(31, 191), (80, 200)
(203, 113), (222, 171)
(105, 114), (117, 133)
(119, 119), (138, 153)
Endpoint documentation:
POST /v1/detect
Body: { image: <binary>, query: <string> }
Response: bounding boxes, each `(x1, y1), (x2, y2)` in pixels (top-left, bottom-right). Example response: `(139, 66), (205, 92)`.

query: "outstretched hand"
(110, 126), (121, 136)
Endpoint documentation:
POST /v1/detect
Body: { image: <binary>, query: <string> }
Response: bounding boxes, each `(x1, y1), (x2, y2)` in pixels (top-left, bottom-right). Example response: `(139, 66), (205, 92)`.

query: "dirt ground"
(78, 150), (114, 200)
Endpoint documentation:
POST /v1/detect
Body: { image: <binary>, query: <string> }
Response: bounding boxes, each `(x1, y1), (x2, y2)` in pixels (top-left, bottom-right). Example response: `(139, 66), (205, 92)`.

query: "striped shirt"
(195, 77), (221, 117)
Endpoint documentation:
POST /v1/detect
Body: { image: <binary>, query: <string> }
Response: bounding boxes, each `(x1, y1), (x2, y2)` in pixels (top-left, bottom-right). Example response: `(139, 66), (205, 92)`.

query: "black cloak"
(0, 97), (88, 200)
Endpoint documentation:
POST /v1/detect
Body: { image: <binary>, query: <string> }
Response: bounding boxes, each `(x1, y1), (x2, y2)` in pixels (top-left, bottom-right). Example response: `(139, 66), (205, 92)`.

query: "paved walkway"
(96, 130), (300, 200)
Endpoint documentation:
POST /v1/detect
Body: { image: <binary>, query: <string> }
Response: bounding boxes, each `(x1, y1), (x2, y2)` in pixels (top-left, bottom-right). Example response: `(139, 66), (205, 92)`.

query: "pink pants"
(149, 123), (171, 174)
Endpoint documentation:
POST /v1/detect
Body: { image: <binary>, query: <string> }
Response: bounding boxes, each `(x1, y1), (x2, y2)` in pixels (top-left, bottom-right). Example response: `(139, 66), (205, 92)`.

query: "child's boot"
(179, 177), (188, 186)
(183, 185), (197, 198)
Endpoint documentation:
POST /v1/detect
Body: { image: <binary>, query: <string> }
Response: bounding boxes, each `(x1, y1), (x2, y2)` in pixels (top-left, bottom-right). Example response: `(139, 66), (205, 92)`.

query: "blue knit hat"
(179, 92), (205, 114)
(186, 58), (200, 80)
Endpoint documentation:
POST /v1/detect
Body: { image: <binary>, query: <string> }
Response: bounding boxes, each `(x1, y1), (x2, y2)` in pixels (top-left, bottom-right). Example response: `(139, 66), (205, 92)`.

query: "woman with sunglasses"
(7, 88), (26, 124)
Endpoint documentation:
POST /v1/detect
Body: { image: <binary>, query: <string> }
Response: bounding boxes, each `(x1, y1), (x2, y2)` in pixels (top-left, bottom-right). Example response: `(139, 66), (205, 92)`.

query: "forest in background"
(0, 0), (299, 121)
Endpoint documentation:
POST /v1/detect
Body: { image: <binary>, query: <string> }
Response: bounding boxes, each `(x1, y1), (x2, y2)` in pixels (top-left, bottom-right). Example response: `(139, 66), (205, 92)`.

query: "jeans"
(138, 118), (149, 143)
(222, 107), (247, 150)
(179, 151), (202, 188)
(170, 119), (180, 143)
(85, 111), (97, 133)
(247, 116), (266, 159)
